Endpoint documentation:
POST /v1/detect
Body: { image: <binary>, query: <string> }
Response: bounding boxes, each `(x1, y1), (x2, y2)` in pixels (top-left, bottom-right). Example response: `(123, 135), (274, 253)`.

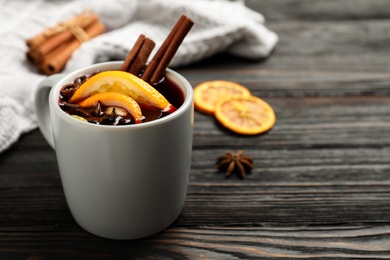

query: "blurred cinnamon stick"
(40, 19), (105, 75)
(27, 11), (97, 49)
(26, 10), (105, 75)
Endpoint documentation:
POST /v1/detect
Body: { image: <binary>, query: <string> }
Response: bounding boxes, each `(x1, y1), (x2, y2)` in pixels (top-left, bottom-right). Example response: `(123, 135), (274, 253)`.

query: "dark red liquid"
(153, 77), (184, 109)
(59, 72), (185, 125)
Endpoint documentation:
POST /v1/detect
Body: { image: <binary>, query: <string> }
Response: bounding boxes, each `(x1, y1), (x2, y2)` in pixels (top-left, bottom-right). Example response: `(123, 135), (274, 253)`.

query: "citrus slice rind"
(215, 96), (276, 135)
(77, 92), (143, 124)
(194, 80), (251, 115)
(68, 70), (170, 110)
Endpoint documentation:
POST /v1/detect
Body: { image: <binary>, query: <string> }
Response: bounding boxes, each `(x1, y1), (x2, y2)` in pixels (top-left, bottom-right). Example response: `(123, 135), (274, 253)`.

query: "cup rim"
(49, 61), (193, 130)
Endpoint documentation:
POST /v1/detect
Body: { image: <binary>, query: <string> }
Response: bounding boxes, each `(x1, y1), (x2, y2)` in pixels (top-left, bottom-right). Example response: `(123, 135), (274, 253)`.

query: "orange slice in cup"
(69, 71), (170, 110)
(77, 92), (143, 124)
(194, 80), (251, 115)
(215, 95), (276, 135)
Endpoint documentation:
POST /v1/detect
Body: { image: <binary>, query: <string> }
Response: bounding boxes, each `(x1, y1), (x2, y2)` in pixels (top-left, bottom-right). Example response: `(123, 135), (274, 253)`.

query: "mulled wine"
(58, 71), (184, 125)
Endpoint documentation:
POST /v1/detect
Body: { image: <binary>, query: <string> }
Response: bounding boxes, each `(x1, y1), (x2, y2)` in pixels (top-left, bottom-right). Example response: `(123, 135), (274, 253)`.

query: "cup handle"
(35, 74), (65, 150)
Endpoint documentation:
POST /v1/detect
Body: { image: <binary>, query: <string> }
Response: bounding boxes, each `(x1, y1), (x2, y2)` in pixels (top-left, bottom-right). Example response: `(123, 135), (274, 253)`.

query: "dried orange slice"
(215, 95), (276, 135)
(77, 92), (143, 124)
(194, 80), (251, 115)
(69, 71), (170, 110)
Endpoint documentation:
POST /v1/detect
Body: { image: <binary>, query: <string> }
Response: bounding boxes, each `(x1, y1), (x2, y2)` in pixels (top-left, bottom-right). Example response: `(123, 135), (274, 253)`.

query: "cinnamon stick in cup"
(141, 15), (194, 84)
(118, 15), (194, 86)
(120, 34), (156, 76)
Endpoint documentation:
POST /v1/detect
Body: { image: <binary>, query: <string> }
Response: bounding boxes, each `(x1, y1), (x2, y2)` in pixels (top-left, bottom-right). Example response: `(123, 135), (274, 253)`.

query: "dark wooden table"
(2, 1), (390, 258)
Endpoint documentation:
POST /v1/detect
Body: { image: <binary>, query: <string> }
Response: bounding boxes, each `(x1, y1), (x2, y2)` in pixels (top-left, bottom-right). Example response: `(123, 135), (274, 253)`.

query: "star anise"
(216, 150), (253, 178)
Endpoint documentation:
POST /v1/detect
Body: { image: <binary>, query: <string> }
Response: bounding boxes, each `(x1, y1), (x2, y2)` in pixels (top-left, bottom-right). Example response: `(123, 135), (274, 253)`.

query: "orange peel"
(77, 92), (143, 124)
(69, 70), (170, 110)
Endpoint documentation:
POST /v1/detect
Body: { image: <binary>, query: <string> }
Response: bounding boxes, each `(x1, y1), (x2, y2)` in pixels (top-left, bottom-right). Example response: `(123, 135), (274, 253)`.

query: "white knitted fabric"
(0, 0), (278, 153)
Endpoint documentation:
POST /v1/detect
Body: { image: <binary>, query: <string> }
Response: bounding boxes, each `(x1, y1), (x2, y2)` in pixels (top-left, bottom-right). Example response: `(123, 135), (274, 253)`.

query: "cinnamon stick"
(40, 20), (106, 75)
(127, 37), (155, 76)
(26, 11), (97, 49)
(140, 16), (186, 83)
(28, 13), (98, 63)
(26, 10), (105, 75)
(141, 15), (194, 84)
(119, 35), (155, 76)
(120, 34), (146, 71)
(150, 17), (193, 83)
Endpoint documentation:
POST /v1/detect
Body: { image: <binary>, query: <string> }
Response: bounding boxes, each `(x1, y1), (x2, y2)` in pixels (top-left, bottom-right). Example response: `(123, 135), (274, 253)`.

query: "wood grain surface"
(1, 0), (390, 258)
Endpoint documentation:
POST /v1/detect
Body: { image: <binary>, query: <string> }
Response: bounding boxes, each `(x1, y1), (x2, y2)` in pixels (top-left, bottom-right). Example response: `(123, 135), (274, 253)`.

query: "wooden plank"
(246, 0), (390, 21)
(1, 0), (390, 258)
(1, 226), (390, 258)
(193, 96), (390, 148)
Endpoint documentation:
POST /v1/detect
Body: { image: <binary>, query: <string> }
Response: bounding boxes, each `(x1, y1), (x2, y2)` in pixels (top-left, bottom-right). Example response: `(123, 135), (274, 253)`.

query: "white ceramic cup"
(35, 61), (193, 240)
